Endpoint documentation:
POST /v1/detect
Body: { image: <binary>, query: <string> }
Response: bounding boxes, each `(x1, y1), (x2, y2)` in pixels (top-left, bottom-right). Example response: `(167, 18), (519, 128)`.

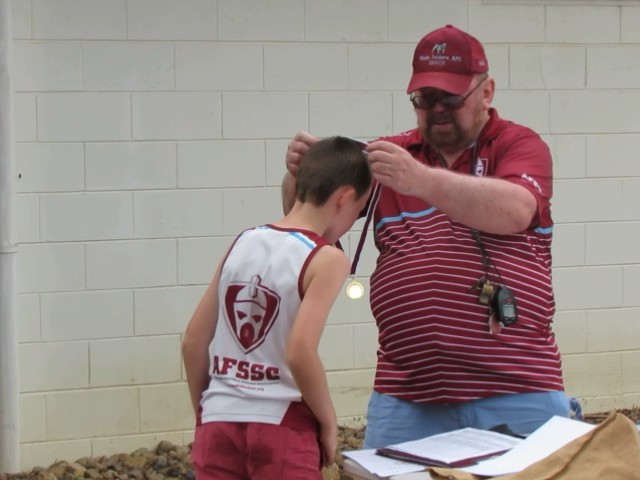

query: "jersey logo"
(224, 275), (280, 353)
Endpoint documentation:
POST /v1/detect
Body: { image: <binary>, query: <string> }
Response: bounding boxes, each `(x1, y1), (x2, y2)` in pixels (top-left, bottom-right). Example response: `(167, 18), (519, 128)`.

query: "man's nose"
(429, 101), (449, 113)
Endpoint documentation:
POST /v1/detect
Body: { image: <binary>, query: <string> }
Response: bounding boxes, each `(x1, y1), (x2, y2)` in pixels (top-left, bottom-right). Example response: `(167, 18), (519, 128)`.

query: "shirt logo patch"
(475, 157), (488, 177)
(224, 275), (280, 354)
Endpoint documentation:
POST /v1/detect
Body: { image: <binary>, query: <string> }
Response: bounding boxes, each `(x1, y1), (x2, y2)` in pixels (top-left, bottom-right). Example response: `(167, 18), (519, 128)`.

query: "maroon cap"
(407, 25), (489, 95)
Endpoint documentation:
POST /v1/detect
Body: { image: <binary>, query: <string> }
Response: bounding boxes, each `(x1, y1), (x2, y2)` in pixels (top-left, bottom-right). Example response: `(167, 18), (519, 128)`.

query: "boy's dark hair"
(296, 136), (372, 205)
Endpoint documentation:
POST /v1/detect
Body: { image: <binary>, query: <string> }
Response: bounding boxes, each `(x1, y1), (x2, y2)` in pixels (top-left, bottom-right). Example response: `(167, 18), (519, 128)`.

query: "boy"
(182, 136), (372, 479)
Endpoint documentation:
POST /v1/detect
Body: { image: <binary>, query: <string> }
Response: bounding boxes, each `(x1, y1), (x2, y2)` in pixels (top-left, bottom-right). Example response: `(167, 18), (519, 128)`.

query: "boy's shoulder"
(234, 225), (339, 257)
(306, 243), (350, 272)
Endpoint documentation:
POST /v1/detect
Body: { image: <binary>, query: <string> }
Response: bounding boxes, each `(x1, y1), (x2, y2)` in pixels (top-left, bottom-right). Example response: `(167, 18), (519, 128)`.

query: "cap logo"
(432, 43), (447, 55)
(418, 43), (463, 67)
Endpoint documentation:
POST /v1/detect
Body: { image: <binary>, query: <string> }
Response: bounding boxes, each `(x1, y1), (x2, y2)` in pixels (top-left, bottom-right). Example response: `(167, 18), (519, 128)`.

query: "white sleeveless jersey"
(200, 224), (330, 425)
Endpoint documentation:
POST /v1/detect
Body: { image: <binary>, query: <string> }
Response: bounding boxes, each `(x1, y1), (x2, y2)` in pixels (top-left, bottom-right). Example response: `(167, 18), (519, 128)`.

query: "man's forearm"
(282, 171), (296, 214)
(419, 167), (538, 234)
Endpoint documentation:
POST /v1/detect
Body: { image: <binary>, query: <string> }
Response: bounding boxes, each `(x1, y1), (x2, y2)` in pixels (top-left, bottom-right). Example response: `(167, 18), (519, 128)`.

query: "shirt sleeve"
(491, 129), (553, 229)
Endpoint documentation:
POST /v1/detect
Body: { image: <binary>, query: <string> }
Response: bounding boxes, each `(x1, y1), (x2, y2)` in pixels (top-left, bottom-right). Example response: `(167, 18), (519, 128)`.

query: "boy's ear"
(334, 185), (357, 209)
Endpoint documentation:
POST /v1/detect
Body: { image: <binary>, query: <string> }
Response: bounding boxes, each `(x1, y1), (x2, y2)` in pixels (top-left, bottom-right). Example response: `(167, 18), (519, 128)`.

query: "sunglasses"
(410, 75), (488, 110)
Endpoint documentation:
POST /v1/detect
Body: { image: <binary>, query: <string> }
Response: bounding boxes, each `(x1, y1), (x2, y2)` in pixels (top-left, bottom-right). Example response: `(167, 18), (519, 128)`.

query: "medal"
(346, 279), (365, 300)
(342, 171), (381, 302)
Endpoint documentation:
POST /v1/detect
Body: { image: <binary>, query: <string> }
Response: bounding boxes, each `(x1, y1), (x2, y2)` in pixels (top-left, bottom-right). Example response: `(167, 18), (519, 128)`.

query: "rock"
(123, 454), (148, 470)
(106, 453), (127, 470)
(47, 460), (68, 478)
(130, 448), (151, 457)
(128, 470), (144, 480)
(183, 470), (195, 480)
(322, 463), (341, 480)
(164, 464), (186, 477)
(176, 445), (190, 456)
(152, 455), (168, 469)
(85, 468), (101, 480)
(75, 457), (99, 469)
(156, 441), (175, 454)
(102, 470), (117, 480)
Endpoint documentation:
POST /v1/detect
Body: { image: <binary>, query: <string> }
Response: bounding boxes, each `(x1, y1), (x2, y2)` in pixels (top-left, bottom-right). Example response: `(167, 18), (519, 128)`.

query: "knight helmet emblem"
(224, 275), (280, 353)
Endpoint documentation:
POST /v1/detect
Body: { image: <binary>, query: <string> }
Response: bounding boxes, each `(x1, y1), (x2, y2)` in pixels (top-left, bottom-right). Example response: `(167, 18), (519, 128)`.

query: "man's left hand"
(366, 140), (427, 197)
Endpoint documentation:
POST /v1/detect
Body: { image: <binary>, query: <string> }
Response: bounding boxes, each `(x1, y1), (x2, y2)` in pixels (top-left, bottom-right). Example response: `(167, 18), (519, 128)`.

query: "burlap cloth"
(429, 412), (640, 480)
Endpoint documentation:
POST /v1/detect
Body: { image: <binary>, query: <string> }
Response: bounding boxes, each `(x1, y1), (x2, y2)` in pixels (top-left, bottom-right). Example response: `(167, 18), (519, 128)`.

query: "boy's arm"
(287, 246), (350, 465)
(182, 260), (223, 416)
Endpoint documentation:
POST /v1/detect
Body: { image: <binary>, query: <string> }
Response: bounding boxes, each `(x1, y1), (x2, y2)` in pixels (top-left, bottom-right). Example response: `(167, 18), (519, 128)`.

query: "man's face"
(412, 75), (490, 153)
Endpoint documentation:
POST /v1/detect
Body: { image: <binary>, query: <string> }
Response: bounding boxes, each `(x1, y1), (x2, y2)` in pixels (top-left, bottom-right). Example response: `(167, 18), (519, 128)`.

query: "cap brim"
(406, 72), (475, 95)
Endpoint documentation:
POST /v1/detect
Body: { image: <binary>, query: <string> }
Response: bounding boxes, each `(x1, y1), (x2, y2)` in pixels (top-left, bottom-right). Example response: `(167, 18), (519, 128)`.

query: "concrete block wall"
(8, 0), (640, 470)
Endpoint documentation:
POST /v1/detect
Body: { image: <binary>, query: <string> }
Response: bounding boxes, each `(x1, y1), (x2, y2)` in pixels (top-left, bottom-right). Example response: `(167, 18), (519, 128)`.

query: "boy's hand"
(286, 131), (318, 176)
(320, 422), (338, 466)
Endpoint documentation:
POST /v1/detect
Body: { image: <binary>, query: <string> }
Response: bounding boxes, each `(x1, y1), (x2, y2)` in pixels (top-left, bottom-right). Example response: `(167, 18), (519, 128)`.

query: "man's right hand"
(286, 131), (318, 176)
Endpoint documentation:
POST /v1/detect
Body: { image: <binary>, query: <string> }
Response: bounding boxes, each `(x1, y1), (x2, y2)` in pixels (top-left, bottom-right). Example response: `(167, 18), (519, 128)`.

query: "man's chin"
(425, 130), (457, 148)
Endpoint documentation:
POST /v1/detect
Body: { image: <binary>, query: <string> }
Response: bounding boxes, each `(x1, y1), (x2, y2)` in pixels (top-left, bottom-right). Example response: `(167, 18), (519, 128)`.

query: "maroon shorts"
(191, 402), (322, 480)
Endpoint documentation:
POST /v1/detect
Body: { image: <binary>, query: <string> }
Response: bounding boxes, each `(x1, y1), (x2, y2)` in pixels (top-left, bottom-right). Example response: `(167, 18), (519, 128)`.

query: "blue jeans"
(363, 390), (570, 449)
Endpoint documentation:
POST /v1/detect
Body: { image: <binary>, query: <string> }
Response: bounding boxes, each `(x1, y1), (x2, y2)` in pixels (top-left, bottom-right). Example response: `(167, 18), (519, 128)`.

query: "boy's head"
(295, 136), (372, 243)
(296, 136), (372, 205)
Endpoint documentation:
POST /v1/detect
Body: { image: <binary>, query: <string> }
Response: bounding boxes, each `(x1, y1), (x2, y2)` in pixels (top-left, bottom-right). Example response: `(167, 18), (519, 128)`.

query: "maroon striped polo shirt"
(369, 109), (564, 403)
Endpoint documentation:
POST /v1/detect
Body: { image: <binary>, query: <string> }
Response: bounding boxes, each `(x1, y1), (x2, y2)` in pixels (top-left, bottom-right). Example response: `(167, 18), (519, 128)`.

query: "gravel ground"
(1, 408), (638, 480)
(0, 427), (364, 480)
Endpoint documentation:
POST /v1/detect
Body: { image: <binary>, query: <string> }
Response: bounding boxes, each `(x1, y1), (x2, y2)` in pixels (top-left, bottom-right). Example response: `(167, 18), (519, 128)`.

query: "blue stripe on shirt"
(375, 207), (437, 230)
(289, 231), (316, 249)
(375, 209), (553, 234)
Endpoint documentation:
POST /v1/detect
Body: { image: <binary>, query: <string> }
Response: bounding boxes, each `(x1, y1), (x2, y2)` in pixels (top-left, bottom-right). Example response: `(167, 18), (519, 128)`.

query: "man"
(283, 25), (569, 448)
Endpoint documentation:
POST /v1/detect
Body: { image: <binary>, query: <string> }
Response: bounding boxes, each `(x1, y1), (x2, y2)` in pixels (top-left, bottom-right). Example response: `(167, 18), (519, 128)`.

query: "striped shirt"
(370, 109), (564, 403)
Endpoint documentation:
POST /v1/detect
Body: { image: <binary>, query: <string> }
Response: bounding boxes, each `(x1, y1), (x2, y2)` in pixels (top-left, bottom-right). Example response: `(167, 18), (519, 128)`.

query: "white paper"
(343, 449), (426, 477)
(386, 427), (522, 465)
(460, 416), (595, 476)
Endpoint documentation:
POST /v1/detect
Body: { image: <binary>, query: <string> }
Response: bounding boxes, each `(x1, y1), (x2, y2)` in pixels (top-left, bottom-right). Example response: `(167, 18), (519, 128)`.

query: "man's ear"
(483, 77), (495, 108)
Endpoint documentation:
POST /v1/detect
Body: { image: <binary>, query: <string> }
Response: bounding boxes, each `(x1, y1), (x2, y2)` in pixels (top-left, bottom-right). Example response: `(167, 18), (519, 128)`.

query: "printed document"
(342, 449), (426, 477)
(376, 427), (522, 467)
(460, 416), (595, 476)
